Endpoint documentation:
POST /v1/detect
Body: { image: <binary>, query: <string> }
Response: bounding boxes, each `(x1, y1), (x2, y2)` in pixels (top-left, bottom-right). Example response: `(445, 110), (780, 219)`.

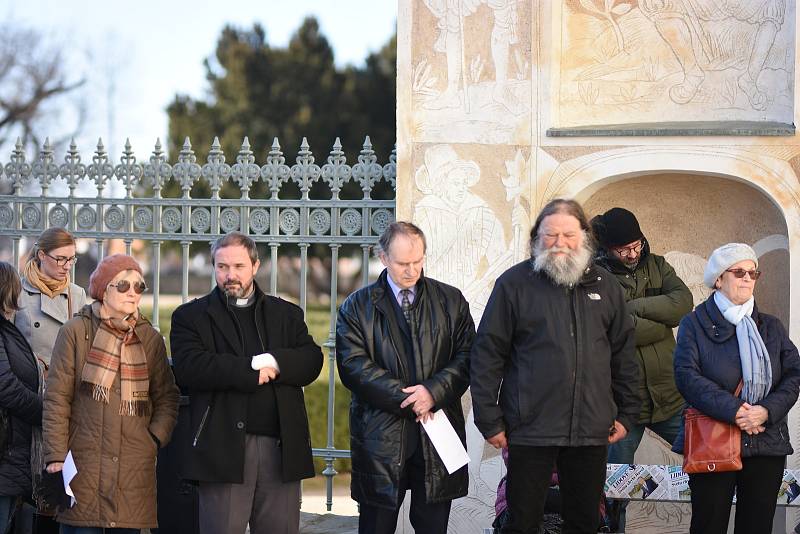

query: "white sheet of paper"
(421, 410), (470, 474)
(63, 450), (78, 507)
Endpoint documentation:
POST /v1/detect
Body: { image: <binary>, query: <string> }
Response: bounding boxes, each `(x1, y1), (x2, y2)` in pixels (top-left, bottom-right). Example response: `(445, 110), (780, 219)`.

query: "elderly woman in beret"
(42, 254), (179, 534)
(673, 243), (800, 534)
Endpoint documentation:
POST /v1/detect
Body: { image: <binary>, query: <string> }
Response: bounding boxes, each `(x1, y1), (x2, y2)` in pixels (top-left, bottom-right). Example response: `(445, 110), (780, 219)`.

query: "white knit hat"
(703, 243), (758, 288)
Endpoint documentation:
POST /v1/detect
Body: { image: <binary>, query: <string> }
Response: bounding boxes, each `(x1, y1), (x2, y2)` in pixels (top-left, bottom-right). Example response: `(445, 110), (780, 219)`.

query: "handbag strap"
(734, 379), (744, 397)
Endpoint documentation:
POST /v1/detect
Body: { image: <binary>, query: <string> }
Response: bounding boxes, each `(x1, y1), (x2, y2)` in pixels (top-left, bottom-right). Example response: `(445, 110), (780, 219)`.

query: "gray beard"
(532, 240), (594, 286)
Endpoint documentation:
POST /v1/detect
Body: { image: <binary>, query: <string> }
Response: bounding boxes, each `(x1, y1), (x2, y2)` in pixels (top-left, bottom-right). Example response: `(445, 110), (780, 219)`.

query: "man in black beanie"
(591, 207), (693, 533)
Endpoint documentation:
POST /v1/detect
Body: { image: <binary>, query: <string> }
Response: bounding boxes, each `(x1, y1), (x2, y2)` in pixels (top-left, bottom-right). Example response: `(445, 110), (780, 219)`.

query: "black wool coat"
(0, 315), (41, 497)
(171, 285), (323, 483)
(336, 270), (474, 509)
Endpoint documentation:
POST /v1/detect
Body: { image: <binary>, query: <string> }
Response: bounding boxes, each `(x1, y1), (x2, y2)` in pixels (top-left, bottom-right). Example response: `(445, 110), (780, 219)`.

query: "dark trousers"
(358, 443), (452, 534)
(689, 455), (784, 534)
(502, 445), (607, 534)
(199, 434), (300, 534)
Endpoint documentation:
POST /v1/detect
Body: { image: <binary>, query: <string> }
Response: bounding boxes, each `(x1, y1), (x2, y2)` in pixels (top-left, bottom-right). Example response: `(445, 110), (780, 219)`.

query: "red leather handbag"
(682, 381), (744, 474)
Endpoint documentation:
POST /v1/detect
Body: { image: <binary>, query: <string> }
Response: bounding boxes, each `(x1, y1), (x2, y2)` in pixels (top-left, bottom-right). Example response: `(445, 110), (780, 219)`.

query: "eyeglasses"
(108, 280), (148, 294)
(725, 268), (762, 280)
(44, 253), (78, 267)
(612, 241), (644, 257)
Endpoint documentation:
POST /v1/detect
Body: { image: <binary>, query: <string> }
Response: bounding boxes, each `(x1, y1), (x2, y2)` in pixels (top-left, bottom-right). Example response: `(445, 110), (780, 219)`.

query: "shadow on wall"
(584, 172), (789, 326)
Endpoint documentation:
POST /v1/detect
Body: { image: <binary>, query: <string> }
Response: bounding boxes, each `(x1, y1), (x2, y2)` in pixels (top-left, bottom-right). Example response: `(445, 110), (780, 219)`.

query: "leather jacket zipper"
(374, 304), (408, 470)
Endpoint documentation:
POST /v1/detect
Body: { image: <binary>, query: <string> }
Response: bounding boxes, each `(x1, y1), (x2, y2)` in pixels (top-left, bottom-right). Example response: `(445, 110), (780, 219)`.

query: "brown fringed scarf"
(22, 259), (73, 318)
(81, 302), (150, 416)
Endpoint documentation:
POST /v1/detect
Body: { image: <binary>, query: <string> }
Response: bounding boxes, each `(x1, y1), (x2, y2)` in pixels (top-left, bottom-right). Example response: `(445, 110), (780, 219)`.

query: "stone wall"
(398, 1), (800, 532)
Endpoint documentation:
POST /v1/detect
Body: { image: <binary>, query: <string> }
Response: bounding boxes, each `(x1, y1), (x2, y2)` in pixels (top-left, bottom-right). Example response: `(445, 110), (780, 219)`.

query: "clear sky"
(5, 0), (397, 160)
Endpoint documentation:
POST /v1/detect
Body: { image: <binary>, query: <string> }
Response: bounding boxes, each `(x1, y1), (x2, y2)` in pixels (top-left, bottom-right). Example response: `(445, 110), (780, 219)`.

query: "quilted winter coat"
(42, 305), (179, 529)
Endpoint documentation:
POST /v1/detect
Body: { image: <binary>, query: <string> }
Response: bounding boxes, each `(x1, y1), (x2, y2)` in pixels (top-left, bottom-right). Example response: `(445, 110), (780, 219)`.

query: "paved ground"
(299, 494), (358, 533)
(300, 511), (358, 533)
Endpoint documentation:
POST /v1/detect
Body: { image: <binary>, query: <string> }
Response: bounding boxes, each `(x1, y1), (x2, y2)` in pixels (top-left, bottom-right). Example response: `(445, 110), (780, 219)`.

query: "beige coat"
(43, 304), (179, 529)
(15, 278), (86, 365)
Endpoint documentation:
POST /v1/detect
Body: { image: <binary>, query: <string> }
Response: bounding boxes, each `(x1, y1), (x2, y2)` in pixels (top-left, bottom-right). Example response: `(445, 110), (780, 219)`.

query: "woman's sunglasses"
(725, 268), (762, 280)
(108, 280), (148, 294)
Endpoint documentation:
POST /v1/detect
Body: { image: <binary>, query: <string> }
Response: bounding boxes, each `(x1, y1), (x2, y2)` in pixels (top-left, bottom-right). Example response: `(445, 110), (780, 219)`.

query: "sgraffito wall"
(398, 1), (800, 532)
(555, 0), (795, 126)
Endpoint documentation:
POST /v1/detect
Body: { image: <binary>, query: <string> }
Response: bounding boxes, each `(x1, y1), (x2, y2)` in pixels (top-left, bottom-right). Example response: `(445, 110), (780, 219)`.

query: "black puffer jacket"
(336, 271), (474, 509)
(0, 315), (41, 497)
(471, 260), (640, 446)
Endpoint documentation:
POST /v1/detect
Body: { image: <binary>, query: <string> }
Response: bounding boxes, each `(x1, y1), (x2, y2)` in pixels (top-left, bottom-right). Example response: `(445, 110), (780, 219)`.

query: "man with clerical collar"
(336, 221), (475, 533)
(171, 231), (323, 534)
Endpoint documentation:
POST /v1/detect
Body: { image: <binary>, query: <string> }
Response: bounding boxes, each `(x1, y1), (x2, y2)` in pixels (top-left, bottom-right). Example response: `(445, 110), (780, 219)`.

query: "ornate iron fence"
(0, 135), (397, 512)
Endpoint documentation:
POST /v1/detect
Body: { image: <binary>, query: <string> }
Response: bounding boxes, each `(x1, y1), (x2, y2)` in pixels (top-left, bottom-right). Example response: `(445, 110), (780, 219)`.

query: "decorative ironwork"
(48, 205), (69, 228)
(76, 206), (97, 229)
(262, 138), (291, 199)
(279, 208), (301, 235)
(321, 138), (351, 198)
(0, 136), (396, 515)
(371, 208), (394, 236)
(219, 207), (240, 233)
(340, 208), (362, 236)
(142, 139), (171, 191)
(249, 208), (270, 234)
(191, 208), (212, 234)
(231, 137), (260, 195)
(104, 206), (126, 231)
(0, 136), (394, 243)
(0, 204), (12, 229)
(162, 207), (182, 233)
(21, 204), (41, 229)
(309, 208), (331, 236)
(33, 138), (59, 190)
(134, 207), (153, 231)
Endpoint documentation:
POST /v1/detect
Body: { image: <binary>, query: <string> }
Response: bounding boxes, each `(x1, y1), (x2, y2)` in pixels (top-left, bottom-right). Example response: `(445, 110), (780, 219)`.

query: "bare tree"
(0, 24), (86, 153)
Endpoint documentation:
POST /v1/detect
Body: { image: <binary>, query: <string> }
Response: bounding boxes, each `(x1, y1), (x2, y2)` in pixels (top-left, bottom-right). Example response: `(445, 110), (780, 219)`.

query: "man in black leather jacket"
(336, 221), (474, 534)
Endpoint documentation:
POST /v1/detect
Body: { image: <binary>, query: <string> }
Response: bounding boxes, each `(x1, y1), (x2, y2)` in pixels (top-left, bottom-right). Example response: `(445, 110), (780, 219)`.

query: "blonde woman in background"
(16, 228), (86, 366)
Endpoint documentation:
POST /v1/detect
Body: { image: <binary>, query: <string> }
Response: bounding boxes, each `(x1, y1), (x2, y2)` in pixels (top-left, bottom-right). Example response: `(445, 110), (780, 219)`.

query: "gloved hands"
(36, 469), (71, 511)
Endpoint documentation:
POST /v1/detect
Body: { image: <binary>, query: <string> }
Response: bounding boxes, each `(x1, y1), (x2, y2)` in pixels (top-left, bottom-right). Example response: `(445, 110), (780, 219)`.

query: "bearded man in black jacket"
(471, 199), (640, 534)
(336, 221), (474, 534)
(171, 232), (322, 534)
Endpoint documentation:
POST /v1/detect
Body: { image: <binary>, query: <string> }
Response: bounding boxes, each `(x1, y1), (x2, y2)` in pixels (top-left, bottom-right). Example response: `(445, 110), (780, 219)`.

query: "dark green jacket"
(596, 244), (692, 423)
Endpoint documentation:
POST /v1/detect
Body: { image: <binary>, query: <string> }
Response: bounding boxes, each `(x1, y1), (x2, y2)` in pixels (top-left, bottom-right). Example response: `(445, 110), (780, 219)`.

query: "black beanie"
(593, 207), (643, 248)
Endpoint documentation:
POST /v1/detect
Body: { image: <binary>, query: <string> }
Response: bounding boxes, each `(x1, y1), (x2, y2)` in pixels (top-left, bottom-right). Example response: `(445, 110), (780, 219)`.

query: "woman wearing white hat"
(673, 243), (800, 533)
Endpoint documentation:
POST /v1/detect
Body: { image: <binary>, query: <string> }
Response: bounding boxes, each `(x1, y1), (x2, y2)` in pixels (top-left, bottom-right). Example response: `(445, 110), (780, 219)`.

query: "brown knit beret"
(88, 254), (142, 301)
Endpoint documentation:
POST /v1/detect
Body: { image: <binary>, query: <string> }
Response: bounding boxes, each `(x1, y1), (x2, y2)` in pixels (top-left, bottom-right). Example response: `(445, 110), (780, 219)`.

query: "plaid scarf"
(80, 302), (150, 416)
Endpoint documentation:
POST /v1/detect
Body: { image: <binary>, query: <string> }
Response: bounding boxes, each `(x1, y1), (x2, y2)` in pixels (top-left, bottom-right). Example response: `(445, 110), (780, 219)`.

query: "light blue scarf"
(713, 291), (772, 403)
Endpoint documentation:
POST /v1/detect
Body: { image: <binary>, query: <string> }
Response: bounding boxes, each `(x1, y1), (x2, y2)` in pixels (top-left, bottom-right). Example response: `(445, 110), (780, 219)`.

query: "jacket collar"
(695, 292), (763, 343)
(527, 259), (605, 289)
(207, 283), (267, 355)
(370, 269), (426, 308)
(76, 303), (153, 342)
(594, 238), (651, 275)
(22, 277), (72, 323)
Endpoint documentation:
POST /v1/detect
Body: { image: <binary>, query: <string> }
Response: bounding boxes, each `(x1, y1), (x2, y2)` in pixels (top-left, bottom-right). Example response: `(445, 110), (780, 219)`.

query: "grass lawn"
(141, 299), (352, 473)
